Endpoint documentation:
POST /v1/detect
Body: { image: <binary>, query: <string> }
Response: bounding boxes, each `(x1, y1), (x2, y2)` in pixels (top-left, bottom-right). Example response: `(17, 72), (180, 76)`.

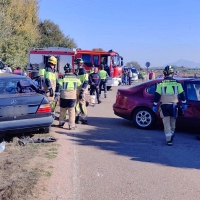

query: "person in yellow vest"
(152, 66), (187, 146)
(98, 64), (109, 98)
(74, 58), (89, 124)
(38, 56), (57, 111)
(55, 63), (81, 130)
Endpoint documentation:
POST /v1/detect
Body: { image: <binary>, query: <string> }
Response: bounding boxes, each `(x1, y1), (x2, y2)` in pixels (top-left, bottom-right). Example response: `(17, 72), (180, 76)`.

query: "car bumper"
(107, 77), (121, 86)
(0, 116), (53, 132)
(113, 105), (132, 120)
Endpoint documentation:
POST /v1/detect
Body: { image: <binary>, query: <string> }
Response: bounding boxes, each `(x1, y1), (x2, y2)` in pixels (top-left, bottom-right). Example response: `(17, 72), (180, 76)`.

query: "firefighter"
(38, 56), (57, 105)
(152, 66), (187, 146)
(99, 64), (109, 98)
(55, 63), (81, 130)
(75, 58), (89, 124)
(89, 67), (101, 104)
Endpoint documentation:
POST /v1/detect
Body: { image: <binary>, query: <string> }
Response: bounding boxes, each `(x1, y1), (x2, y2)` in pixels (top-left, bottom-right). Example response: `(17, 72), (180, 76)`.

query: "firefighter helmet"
(163, 65), (174, 76)
(48, 56), (57, 65)
(74, 58), (84, 65)
(64, 63), (72, 73)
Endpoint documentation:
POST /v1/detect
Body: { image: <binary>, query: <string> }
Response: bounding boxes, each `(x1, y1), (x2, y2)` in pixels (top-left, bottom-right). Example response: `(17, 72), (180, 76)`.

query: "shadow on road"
(56, 117), (200, 170)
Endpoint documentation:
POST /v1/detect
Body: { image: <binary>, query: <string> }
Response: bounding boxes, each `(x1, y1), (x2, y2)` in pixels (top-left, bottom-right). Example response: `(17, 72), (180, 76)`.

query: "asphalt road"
(53, 84), (200, 200)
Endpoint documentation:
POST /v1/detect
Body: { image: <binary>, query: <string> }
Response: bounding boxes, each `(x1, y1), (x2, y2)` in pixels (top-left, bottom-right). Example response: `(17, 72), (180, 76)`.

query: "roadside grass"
(0, 133), (58, 200)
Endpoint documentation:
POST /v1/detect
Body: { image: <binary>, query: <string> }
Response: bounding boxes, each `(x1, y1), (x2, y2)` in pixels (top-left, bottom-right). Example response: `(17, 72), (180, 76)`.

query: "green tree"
(37, 20), (77, 48)
(0, 0), (39, 67)
(126, 61), (141, 69)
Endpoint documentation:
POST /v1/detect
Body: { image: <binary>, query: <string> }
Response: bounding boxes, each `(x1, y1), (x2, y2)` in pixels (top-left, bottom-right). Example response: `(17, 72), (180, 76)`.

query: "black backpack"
(16, 80), (37, 93)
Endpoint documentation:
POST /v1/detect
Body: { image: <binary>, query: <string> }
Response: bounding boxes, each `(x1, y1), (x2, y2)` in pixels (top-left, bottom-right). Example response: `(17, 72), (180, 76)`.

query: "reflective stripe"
(174, 86), (178, 94)
(165, 133), (172, 137)
(63, 82), (67, 90)
(162, 86), (166, 95)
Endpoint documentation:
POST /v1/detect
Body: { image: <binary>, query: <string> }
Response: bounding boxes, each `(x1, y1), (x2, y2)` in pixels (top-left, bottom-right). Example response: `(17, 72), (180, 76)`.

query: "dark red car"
(113, 78), (200, 129)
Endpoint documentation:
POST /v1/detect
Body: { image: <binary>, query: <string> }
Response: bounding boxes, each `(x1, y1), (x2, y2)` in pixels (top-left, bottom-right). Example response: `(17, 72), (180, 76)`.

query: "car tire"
(132, 107), (155, 129)
(107, 86), (112, 91)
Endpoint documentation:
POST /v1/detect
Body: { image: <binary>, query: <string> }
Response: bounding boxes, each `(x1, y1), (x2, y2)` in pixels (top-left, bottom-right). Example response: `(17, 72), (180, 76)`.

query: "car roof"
(0, 73), (26, 79)
(130, 78), (198, 88)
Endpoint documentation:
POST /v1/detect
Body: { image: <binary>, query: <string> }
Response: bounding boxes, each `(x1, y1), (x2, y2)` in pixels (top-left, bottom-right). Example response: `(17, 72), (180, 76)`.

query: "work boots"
(59, 122), (65, 128)
(81, 119), (88, 124)
(69, 125), (77, 130)
(75, 116), (82, 124)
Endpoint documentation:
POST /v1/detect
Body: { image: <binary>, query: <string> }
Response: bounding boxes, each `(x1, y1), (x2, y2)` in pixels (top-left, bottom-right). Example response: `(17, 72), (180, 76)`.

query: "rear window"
(0, 78), (32, 94)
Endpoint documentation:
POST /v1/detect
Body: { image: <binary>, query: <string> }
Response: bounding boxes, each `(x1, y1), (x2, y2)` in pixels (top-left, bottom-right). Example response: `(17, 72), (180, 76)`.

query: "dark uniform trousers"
(90, 85), (100, 102)
(99, 80), (107, 96)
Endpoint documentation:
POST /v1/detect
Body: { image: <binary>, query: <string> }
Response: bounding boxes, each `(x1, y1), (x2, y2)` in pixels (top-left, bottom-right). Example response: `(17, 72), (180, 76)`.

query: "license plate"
(0, 105), (28, 117)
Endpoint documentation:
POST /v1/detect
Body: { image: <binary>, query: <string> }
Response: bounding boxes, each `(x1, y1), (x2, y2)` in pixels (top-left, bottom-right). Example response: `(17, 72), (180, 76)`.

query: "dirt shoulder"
(34, 126), (75, 200)
(0, 133), (59, 200)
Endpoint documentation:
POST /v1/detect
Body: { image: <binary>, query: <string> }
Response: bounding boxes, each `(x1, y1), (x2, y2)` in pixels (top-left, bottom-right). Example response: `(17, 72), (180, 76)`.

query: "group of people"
(3, 65), (26, 75)
(122, 69), (133, 85)
(138, 70), (155, 81)
(37, 56), (109, 130)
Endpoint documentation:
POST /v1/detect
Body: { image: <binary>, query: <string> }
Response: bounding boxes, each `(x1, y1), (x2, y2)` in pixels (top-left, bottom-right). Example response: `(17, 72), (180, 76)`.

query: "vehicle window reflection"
(0, 80), (19, 94)
(186, 83), (200, 101)
(146, 84), (156, 94)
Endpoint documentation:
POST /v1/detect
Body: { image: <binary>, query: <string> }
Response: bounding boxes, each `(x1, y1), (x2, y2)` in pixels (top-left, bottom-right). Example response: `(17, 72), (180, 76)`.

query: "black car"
(0, 74), (53, 137)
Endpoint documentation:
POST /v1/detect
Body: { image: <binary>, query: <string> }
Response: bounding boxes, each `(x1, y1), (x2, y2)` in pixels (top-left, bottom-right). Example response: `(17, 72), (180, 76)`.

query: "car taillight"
(37, 104), (51, 113)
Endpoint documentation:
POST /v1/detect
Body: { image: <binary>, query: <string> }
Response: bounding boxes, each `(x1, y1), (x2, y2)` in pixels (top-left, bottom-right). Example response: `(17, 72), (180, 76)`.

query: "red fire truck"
(28, 47), (123, 89)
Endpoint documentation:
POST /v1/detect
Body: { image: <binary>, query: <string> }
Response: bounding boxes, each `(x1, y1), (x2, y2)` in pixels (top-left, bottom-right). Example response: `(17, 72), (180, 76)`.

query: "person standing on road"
(38, 56), (57, 110)
(152, 66), (187, 146)
(128, 69), (133, 85)
(141, 70), (146, 81)
(55, 63), (81, 130)
(99, 64), (109, 98)
(149, 70), (154, 80)
(89, 67), (101, 104)
(74, 58), (89, 124)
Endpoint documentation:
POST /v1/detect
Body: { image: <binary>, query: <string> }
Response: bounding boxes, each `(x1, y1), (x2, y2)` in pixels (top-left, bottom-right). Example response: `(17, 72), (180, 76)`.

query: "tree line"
(0, 0), (76, 68)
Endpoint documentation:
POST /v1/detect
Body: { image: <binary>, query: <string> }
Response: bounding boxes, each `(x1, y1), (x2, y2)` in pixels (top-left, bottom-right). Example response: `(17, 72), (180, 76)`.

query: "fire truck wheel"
(107, 86), (112, 91)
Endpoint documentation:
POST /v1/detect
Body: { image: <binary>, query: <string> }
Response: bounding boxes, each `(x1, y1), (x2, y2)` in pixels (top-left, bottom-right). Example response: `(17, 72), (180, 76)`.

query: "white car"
(131, 68), (138, 81)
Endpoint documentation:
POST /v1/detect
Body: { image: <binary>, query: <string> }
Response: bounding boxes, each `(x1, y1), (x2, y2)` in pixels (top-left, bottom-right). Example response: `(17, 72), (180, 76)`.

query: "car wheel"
(132, 107), (155, 129)
(107, 86), (112, 91)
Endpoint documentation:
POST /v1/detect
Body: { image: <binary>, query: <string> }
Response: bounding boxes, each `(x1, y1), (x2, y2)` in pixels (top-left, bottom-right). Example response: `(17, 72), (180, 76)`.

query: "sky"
(39, 0), (200, 67)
